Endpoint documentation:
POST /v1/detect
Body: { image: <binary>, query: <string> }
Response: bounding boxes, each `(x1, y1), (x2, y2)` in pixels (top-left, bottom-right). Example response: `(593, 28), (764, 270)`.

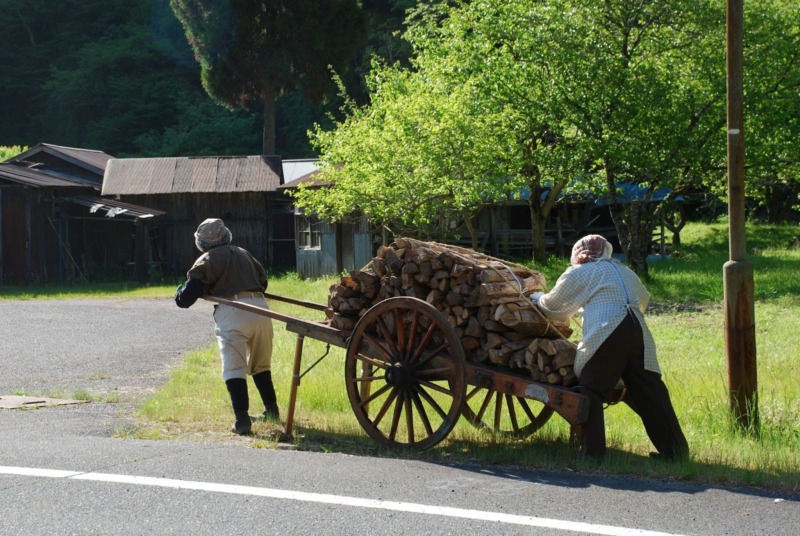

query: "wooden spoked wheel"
(345, 297), (467, 451)
(461, 385), (554, 437)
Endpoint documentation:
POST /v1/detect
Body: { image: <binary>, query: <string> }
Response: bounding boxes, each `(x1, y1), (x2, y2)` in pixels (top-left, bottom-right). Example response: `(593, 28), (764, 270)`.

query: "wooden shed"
(0, 144), (164, 284)
(277, 164), (374, 279)
(473, 183), (675, 259)
(101, 155), (295, 275)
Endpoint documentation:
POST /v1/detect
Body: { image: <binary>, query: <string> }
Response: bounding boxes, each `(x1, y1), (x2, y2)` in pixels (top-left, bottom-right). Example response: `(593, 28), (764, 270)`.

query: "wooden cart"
(204, 292), (590, 451)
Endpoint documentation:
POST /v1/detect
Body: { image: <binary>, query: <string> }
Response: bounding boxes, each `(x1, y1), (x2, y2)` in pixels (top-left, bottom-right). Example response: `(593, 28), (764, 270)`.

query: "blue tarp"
(512, 182), (679, 205)
(593, 183), (677, 206)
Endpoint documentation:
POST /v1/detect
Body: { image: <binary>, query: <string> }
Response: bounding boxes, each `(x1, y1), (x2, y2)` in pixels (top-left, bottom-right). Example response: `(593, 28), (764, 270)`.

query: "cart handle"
(264, 292), (328, 312)
(201, 296), (300, 324)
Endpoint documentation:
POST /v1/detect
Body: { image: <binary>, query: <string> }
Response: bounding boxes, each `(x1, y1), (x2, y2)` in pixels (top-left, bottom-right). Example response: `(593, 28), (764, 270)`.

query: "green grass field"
(3, 222), (798, 491)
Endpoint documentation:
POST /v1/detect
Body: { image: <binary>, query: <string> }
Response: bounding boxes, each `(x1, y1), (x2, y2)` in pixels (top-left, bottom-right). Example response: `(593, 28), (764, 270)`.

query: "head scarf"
(194, 218), (232, 252)
(570, 234), (613, 265)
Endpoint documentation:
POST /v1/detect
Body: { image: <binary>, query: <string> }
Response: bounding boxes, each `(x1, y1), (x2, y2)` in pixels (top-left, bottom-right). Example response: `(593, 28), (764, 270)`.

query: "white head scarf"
(570, 235), (613, 265)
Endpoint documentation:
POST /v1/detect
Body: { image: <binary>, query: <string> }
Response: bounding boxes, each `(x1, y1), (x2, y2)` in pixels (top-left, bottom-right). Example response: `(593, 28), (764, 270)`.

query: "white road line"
(1, 465), (689, 536)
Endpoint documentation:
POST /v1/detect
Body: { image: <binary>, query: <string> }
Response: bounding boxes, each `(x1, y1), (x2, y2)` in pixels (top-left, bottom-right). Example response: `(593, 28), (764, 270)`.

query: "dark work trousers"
(578, 311), (689, 460)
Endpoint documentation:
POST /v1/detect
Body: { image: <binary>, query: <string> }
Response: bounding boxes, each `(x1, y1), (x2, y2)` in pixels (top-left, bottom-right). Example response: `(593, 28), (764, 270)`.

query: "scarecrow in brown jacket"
(175, 218), (279, 435)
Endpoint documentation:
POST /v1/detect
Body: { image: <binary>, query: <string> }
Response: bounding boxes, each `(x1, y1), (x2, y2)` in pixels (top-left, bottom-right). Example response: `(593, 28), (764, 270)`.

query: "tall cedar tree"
(170, 0), (367, 155)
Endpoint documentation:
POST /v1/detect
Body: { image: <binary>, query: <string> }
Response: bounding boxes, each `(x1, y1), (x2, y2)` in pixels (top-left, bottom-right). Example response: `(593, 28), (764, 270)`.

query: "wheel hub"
(385, 362), (415, 390)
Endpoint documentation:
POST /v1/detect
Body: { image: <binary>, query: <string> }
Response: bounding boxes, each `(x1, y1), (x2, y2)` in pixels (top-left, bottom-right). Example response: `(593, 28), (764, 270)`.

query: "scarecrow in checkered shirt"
(532, 235), (689, 461)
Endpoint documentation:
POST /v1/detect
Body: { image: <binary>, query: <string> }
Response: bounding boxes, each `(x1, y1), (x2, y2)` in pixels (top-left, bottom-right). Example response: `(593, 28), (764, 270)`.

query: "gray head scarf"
(194, 218), (232, 252)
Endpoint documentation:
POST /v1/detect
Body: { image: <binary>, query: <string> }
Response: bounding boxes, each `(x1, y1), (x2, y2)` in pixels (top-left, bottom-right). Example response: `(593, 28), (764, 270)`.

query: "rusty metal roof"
(101, 155), (284, 195)
(7, 143), (113, 177)
(0, 162), (98, 188)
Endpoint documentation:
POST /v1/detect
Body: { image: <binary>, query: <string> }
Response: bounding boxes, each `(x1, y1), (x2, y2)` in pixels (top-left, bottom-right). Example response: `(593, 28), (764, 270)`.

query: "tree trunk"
(765, 179), (800, 224)
(604, 163), (629, 252)
(663, 202), (686, 247)
(262, 86), (277, 155)
(625, 202), (652, 278)
(462, 210), (479, 250)
(529, 201), (548, 264)
(604, 161), (651, 278)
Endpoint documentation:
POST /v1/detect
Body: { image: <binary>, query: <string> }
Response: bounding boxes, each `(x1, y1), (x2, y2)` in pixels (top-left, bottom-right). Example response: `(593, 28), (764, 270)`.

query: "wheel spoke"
(465, 384), (482, 402)
(372, 387), (399, 427)
(376, 314), (401, 359)
(416, 342), (450, 367)
(518, 397), (537, 422)
(354, 350), (391, 371)
(417, 378), (454, 397)
(405, 310), (420, 361)
(359, 382), (393, 409)
(506, 394), (520, 433)
(409, 322), (438, 363)
(389, 390), (404, 441)
(415, 366), (453, 378)
(416, 385), (448, 420)
(411, 391), (434, 436)
(361, 333), (395, 364)
(394, 309), (406, 358)
(404, 395), (414, 444)
(353, 374), (386, 382)
(493, 391), (502, 430)
(474, 389), (494, 423)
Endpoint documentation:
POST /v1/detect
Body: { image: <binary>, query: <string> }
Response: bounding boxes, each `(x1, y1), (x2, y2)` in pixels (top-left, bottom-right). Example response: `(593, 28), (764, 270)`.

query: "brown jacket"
(187, 245), (267, 297)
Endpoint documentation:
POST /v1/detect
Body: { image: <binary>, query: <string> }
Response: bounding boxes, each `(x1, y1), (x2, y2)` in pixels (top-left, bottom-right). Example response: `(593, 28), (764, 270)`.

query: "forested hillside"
(0, 0), (417, 158)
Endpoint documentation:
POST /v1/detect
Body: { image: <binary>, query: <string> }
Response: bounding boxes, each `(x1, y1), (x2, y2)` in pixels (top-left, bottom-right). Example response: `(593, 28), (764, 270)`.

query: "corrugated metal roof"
(282, 159), (320, 183)
(57, 195), (166, 219)
(102, 155), (284, 195)
(7, 143), (113, 176)
(277, 167), (331, 190)
(0, 162), (97, 188)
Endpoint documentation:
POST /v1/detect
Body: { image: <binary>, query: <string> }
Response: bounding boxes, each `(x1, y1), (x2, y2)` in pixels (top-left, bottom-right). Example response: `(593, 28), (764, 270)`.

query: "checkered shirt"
(537, 258), (660, 378)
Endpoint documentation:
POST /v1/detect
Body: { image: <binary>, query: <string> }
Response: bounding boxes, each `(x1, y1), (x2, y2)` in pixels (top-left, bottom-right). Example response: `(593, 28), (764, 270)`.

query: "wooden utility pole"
(724, 0), (758, 432)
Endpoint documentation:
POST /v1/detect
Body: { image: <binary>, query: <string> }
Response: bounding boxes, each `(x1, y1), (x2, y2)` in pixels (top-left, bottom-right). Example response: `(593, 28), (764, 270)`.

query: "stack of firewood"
(326, 238), (578, 387)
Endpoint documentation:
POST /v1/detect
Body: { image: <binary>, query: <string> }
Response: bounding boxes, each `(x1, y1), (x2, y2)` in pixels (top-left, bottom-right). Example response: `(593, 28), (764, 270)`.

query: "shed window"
(296, 214), (321, 249)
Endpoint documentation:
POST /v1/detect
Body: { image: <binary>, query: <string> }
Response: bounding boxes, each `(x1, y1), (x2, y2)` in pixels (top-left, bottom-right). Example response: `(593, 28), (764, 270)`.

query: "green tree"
(0, 0), (146, 147)
(298, 0), (725, 271)
(403, 1), (595, 263)
(739, 0), (800, 223)
(170, 0), (367, 155)
(0, 145), (27, 161)
(295, 64), (510, 248)
(0, 0), (234, 156)
(130, 93), (261, 157)
(436, 0), (735, 274)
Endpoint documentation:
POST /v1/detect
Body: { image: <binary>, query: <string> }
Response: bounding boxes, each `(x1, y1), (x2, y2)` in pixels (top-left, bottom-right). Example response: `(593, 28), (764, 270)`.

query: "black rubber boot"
(225, 378), (252, 435)
(252, 370), (279, 422)
(576, 385), (606, 461)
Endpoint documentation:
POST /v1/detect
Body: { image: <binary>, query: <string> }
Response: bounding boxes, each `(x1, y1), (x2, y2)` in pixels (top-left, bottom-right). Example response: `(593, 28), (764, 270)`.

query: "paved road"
(0, 298), (797, 536)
